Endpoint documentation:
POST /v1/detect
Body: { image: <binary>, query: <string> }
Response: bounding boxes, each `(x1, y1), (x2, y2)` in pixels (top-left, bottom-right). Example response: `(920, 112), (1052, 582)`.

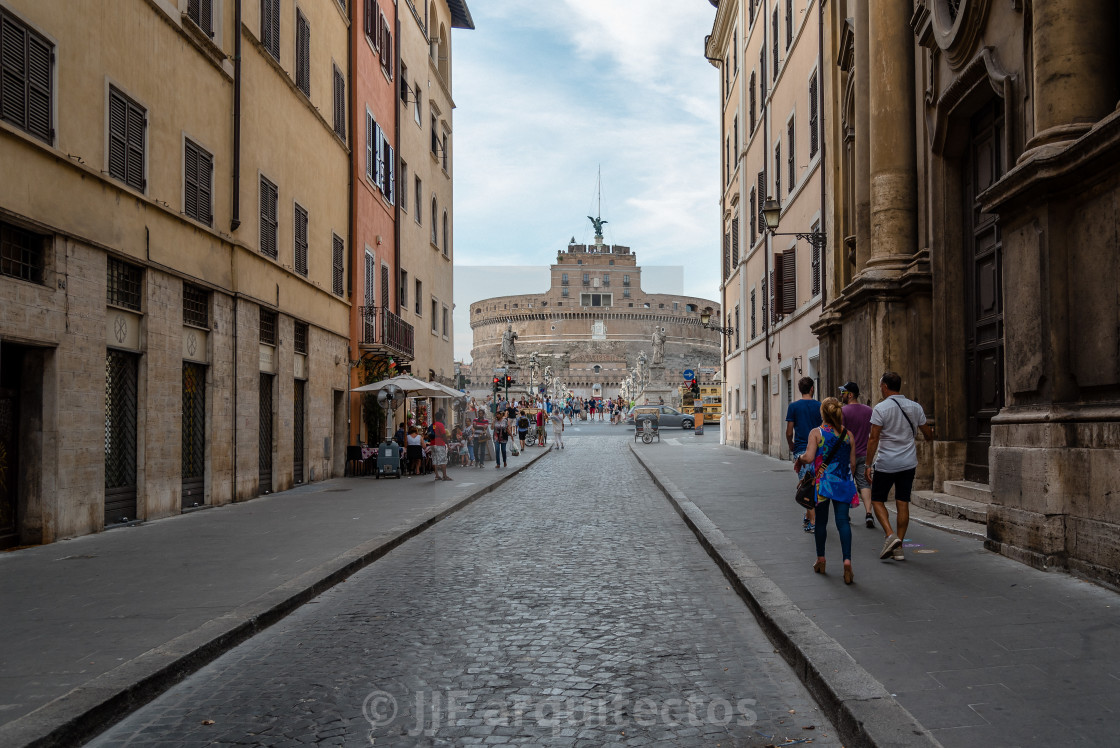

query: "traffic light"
(504, 375), (513, 386)
(690, 378), (700, 396)
(493, 376), (500, 387)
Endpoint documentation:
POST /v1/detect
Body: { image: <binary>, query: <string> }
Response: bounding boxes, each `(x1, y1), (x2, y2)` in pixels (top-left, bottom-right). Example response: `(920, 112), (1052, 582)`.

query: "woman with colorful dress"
(794, 397), (860, 584)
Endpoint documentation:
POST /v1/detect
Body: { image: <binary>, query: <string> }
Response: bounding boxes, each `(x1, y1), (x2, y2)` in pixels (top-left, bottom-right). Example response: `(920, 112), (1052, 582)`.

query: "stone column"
(864, 0), (917, 276)
(1025, 0), (1119, 157)
(853, 0), (871, 272)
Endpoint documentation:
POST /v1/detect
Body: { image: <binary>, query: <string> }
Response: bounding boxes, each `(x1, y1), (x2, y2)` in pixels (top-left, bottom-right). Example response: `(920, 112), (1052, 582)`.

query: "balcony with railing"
(359, 306), (415, 360)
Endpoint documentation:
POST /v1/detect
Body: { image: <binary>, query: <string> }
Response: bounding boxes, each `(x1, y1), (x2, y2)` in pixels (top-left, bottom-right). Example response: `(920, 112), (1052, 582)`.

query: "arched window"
(431, 196), (438, 245)
(442, 210), (449, 255)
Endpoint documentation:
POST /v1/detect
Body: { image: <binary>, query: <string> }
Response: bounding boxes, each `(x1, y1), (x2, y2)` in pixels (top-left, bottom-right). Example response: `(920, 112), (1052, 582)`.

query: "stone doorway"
(963, 99), (1006, 483)
(0, 345), (22, 549)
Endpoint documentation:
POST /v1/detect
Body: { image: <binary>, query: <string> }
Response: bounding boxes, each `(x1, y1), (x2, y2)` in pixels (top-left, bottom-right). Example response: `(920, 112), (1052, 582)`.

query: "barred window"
(294, 320), (308, 354)
(183, 283), (209, 328)
(332, 234), (344, 296)
(0, 220), (46, 284)
(259, 307), (277, 346)
(107, 257), (142, 311)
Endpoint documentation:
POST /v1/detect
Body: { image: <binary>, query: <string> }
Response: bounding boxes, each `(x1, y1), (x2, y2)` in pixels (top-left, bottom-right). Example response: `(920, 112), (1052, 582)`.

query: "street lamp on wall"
(699, 306), (736, 336)
(761, 197), (827, 250)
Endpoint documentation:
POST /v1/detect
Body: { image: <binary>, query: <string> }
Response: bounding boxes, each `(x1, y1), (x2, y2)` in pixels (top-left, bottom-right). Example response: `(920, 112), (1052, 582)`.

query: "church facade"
(469, 234), (721, 400)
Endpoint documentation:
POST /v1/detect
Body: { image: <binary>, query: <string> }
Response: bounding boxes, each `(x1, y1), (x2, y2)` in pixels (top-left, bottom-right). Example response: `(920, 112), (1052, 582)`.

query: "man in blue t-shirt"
(786, 376), (822, 532)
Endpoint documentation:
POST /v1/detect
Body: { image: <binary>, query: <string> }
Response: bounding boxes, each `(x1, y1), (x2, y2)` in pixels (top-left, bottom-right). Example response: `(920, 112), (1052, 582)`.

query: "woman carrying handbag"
(794, 398), (861, 584)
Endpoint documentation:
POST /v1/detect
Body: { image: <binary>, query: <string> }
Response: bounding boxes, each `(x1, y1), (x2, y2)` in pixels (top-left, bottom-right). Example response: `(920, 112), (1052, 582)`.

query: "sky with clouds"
(451, 1), (721, 363)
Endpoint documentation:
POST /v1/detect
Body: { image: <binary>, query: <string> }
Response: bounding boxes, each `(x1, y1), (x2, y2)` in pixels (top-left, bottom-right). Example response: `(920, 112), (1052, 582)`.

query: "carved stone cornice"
(927, 0), (992, 70)
(927, 47), (1014, 159)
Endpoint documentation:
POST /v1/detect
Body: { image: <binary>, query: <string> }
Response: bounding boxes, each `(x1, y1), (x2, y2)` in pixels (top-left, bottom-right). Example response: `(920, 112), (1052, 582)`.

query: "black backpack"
(517, 416), (529, 429)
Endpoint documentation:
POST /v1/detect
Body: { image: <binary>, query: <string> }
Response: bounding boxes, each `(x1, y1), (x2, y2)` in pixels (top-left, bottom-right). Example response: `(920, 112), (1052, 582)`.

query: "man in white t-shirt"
(864, 371), (934, 561)
(549, 408), (565, 450)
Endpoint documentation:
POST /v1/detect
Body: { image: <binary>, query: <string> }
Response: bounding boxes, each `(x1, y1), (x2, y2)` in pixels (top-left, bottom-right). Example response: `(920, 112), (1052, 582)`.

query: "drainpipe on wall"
(347, 0), (357, 441)
(231, 0), (242, 232)
(763, 0), (771, 364)
(818, 0), (827, 310)
(394, 13), (402, 316)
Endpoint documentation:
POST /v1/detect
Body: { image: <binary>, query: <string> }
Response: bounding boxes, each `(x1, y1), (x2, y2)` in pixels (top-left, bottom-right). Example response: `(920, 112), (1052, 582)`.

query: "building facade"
(470, 236), (722, 399)
(707, 0), (828, 455)
(396, 0), (472, 389)
(0, 0), (356, 546)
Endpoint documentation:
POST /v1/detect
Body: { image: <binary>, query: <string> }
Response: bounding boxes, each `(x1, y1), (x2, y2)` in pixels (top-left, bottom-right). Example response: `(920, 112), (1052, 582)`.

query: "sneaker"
(802, 516), (811, 528)
(865, 513), (875, 529)
(892, 548), (905, 561)
(879, 534), (902, 559)
(803, 523), (815, 533)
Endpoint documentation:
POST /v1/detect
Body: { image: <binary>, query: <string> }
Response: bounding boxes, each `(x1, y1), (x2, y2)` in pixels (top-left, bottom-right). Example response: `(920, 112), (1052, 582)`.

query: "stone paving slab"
(0, 446), (553, 748)
(85, 436), (840, 747)
(631, 436), (1120, 748)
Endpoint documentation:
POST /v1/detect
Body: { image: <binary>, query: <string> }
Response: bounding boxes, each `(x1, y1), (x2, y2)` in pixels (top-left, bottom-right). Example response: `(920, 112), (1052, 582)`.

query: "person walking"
(535, 407), (547, 446)
(405, 426), (425, 477)
(472, 409), (490, 468)
(493, 410), (510, 468)
(786, 377), (822, 533)
(795, 397), (860, 584)
(430, 410), (451, 481)
(864, 371), (935, 561)
(839, 382), (875, 528)
(516, 410), (531, 452)
(549, 406), (565, 450)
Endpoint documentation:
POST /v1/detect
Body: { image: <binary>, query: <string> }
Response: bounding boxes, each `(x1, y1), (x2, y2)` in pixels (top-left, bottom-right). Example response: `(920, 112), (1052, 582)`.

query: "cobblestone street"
(86, 429), (837, 747)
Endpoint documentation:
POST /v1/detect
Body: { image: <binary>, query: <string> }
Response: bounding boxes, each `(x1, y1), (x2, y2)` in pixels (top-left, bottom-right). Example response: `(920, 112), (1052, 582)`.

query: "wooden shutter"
(775, 144), (781, 198)
(381, 263), (390, 309)
(262, 0), (280, 59)
(199, 148), (213, 224)
(366, 112), (375, 182)
(780, 248), (797, 314)
(364, 251), (375, 306)
(757, 171), (766, 221)
(761, 276), (768, 329)
(768, 268), (777, 324)
(184, 141), (199, 221)
(750, 288), (756, 338)
(786, 0), (793, 47)
(731, 216), (739, 267)
(294, 203), (308, 276)
(126, 100), (145, 190)
(385, 141), (396, 204)
(759, 48), (765, 99)
(108, 91), (128, 183)
(365, 0), (376, 44)
(749, 189), (756, 246)
(260, 177), (277, 258)
(809, 72), (819, 156)
(375, 121), (385, 189)
(332, 234), (344, 296)
(333, 68), (345, 139)
(380, 15), (393, 76)
(296, 11), (310, 96)
(749, 72), (756, 131)
(771, 10), (778, 75)
(2, 14), (54, 144)
(811, 236), (821, 297)
(722, 231), (730, 280)
(787, 117), (795, 192)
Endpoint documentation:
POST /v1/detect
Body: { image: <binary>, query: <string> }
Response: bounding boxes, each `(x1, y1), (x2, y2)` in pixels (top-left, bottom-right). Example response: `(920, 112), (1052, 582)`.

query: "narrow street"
(86, 428), (837, 747)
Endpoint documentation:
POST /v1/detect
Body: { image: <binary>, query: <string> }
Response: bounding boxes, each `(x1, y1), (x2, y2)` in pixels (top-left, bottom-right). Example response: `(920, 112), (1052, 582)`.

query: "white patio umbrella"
(350, 374), (446, 397)
(424, 380), (466, 399)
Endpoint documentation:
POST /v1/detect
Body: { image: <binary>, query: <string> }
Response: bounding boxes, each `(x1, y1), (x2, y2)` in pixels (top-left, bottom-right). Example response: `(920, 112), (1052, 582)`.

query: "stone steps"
(911, 489), (989, 524)
(942, 479), (993, 504)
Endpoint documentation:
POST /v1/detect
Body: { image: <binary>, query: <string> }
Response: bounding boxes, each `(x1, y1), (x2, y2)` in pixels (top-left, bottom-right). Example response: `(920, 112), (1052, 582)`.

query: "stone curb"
(1, 446), (553, 748)
(629, 443), (942, 748)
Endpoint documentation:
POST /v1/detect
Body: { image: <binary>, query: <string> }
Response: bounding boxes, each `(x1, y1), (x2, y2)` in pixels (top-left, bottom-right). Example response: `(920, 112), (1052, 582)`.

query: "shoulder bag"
(795, 427), (848, 509)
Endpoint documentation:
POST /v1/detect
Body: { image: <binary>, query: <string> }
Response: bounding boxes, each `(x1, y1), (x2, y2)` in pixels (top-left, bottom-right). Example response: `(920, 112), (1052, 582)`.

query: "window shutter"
(381, 263), (390, 308)
(722, 231), (730, 280)
(811, 237), (821, 297)
(768, 268), (777, 324)
(188, 0), (200, 26)
(296, 12), (310, 96)
(749, 189), (756, 246)
(332, 234), (344, 296)
(788, 117), (796, 192)
(759, 48), (766, 99)
(380, 16), (393, 76)
(749, 73), (756, 131)
(126, 100), (145, 190)
(757, 170), (766, 221)
(772, 10), (779, 76)
(780, 248), (797, 314)
(2, 17), (30, 131)
(199, 149), (213, 225)
(376, 122), (386, 189)
(731, 216), (739, 267)
(295, 204), (308, 276)
(386, 143), (396, 205)
(364, 251), (375, 306)
(108, 91), (128, 182)
(761, 276), (768, 329)
(809, 73), (819, 157)
(262, 0), (280, 59)
(366, 112), (375, 182)
(751, 288), (757, 337)
(260, 177), (277, 258)
(200, 0), (213, 36)
(786, 0), (793, 47)
(184, 142), (198, 220)
(365, 0), (375, 44)
(775, 144), (781, 198)
(26, 33), (51, 142)
(333, 68), (345, 139)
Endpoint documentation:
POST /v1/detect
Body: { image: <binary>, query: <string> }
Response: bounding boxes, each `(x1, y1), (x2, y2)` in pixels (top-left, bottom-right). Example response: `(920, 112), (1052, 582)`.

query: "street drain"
(323, 488), (352, 493)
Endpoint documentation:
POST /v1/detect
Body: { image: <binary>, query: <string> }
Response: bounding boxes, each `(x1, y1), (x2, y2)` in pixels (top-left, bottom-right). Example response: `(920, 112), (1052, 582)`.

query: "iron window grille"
(332, 234), (344, 296)
(261, 0), (280, 59)
(0, 7), (54, 144)
(294, 320), (308, 354)
(0, 220), (46, 284)
(108, 87), (146, 191)
(260, 176), (278, 258)
(107, 257), (142, 311)
(187, 0), (214, 36)
(183, 283), (209, 328)
(259, 307), (277, 346)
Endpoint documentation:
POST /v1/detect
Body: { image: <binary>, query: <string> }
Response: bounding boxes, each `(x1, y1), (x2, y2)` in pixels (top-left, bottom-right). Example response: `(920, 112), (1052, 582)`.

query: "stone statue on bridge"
(501, 322), (518, 365)
(651, 327), (666, 366)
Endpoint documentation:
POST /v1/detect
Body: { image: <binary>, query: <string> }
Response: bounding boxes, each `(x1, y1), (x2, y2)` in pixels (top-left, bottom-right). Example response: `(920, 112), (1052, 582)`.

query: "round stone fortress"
(470, 234), (722, 398)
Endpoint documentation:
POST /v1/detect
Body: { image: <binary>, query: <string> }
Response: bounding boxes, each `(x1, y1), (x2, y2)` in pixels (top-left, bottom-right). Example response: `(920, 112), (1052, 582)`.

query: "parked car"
(627, 405), (693, 430)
